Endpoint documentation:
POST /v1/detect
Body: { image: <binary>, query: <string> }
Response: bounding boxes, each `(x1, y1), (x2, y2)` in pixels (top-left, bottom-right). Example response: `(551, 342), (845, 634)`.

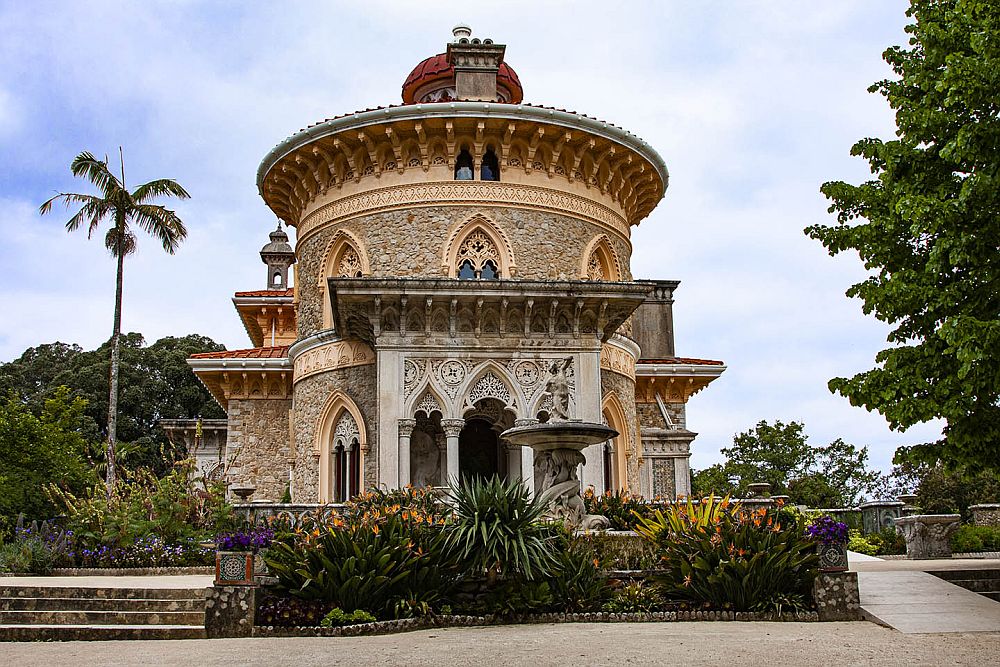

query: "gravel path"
(4, 621), (1000, 666)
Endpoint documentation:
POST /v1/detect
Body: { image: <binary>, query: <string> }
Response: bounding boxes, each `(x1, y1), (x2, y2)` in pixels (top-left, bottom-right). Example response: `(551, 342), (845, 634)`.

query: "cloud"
(1, 0), (935, 472)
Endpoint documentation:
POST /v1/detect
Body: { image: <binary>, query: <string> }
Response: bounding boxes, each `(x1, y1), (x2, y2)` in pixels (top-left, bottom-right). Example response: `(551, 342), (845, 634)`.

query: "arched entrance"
(458, 397), (515, 481)
(458, 418), (500, 481)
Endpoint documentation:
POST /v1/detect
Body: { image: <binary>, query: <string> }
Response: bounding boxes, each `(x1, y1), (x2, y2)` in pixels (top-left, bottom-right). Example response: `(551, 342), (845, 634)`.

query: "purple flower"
(216, 527), (273, 553)
(806, 515), (849, 545)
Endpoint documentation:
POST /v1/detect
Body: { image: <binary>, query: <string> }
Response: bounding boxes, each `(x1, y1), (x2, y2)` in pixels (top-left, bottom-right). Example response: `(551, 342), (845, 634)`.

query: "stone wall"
(295, 206), (633, 337)
(226, 398), (291, 502)
(971, 504), (1000, 527)
(636, 401), (686, 430)
(600, 370), (639, 492)
(291, 363), (377, 501)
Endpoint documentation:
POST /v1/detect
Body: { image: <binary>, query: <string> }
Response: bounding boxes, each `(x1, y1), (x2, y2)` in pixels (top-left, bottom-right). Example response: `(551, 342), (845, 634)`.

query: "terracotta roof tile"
(638, 357), (725, 366)
(190, 346), (290, 360)
(401, 53), (522, 104)
(233, 289), (294, 298)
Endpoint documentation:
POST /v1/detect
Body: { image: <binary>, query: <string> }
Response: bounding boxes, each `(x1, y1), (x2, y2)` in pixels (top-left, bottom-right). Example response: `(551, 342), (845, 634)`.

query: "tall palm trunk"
(105, 220), (125, 497)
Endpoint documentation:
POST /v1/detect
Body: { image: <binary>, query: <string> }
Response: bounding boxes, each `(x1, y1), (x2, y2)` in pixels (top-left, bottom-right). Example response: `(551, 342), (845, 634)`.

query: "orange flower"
(372, 525), (380, 535)
(683, 574), (692, 587)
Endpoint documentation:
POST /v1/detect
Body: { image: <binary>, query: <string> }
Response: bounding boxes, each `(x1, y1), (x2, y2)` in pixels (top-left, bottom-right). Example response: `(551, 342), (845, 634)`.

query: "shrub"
(256, 592), (330, 627)
(545, 537), (610, 612)
(602, 581), (662, 614)
(264, 511), (452, 619)
(847, 530), (880, 556)
(320, 608), (377, 627)
(951, 525), (1000, 553)
(0, 516), (73, 574)
(444, 476), (558, 582)
(568, 532), (658, 571)
(583, 488), (652, 531)
(634, 497), (819, 613)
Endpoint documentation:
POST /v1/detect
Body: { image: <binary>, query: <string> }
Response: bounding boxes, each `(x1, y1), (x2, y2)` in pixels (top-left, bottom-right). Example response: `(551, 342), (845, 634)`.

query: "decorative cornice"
(601, 335), (639, 381)
(297, 181), (629, 246)
(288, 332), (376, 384)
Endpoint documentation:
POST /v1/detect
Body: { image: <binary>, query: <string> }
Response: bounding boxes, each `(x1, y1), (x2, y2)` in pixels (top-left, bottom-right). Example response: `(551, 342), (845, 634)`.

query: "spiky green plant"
(444, 476), (558, 582)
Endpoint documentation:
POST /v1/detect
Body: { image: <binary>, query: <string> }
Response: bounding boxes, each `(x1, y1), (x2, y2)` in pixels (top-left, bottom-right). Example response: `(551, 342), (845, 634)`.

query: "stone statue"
(535, 448), (609, 531)
(543, 357), (573, 422)
(410, 428), (440, 488)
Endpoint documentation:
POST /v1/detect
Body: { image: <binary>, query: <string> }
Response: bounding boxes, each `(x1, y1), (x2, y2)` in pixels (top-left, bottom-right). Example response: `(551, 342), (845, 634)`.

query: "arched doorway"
(458, 418), (500, 481)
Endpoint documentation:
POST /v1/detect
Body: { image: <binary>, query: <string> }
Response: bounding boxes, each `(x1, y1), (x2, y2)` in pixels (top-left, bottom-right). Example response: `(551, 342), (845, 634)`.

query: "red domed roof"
(401, 53), (523, 104)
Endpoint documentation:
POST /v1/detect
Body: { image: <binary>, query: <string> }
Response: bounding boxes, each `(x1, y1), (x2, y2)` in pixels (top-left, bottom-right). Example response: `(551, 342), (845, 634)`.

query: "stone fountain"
(502, 358), (614, 530)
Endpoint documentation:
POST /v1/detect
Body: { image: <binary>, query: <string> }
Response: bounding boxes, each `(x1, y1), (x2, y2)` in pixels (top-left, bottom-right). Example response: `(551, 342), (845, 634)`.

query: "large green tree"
(0, 388), (96, 522)
(691, 420), (882, 507)
(40, 151), (190, 493)
(0, 333), (225, 473)
(806, 0), (1000, 470)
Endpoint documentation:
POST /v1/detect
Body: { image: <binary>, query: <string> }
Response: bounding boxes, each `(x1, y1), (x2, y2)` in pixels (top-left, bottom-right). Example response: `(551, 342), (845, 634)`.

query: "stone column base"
(205, 585), (256, 638)
(812, 571), (861, 621)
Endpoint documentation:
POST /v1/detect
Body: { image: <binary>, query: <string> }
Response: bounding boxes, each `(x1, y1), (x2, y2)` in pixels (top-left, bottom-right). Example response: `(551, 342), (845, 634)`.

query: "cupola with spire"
(260, 222), (295, 289)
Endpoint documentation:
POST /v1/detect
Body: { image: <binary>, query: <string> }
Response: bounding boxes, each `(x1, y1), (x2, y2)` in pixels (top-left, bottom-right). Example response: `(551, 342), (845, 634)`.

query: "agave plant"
(443, 476), (559, 582)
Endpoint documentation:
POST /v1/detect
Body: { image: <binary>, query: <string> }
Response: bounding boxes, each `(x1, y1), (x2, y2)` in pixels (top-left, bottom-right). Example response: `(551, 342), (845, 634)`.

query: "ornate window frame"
(319, 229), (371, 328)
(315, 390), (367, 503)
(442, 214), (517, 278)
(581, 234), (623, 281)
(601, 391), (631, 492)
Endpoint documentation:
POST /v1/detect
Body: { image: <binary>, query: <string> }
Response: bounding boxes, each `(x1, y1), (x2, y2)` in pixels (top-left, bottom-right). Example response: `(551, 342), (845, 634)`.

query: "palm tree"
(40, 150), (190, 496)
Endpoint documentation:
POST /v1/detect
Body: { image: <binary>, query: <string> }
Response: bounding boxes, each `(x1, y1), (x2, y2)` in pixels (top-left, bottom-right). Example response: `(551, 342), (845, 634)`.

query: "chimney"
(446, 25), (506, 102)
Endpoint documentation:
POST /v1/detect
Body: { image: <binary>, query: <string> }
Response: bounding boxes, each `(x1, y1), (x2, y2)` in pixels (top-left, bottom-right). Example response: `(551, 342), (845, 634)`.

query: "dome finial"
(452, 23), (472, 41)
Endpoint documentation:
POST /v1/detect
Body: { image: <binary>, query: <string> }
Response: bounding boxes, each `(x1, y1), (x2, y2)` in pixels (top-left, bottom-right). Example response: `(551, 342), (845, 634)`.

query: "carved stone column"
(435, 432), (448, 486)
(441, 419), (465, 485)
(398, 419), (416, 487)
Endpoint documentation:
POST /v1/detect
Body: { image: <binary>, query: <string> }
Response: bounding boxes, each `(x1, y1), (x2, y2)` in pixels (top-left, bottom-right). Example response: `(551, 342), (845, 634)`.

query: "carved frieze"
(600, 342), (637, 380)
(292, 339), (375, 383)
(298, 181), (629, 244)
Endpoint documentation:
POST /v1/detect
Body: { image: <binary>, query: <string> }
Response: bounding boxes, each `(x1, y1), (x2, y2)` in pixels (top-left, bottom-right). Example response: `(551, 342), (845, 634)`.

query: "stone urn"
(816, 542), (849, 572)
(894, 514), (961, 559)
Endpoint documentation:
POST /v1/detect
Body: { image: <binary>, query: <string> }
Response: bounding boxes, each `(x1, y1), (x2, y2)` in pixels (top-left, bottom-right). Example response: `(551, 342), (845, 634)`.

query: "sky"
(0, 0), (942, 473)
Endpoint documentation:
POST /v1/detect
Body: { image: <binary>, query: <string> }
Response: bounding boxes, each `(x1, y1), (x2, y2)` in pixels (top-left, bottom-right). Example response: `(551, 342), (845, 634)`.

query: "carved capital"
(441, 418), (466, 438)
(398, 418), (417, 437)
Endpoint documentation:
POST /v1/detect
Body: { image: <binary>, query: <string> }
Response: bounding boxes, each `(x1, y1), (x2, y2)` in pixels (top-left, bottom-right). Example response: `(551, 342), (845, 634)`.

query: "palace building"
(184, 26), (725, 504)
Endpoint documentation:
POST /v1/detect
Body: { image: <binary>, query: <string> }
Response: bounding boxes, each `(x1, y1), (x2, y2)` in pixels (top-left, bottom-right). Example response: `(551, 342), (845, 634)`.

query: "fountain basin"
(502, 421), (618, 451)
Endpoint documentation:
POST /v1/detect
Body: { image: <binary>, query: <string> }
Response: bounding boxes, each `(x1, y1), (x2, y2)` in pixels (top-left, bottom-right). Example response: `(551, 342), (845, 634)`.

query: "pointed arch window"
(336, 245), (364, 278)
(455, 230), (502, 280)
(481, 148), (500, 181)
(332, 411), (361, 502)
(455, 149), (474, 180)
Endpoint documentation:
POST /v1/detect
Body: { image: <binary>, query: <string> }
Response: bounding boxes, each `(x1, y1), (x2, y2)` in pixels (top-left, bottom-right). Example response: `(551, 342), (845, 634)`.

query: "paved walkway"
(850, 553), (1000, 634)
(4, 622), (1000, 666)
(0, 575), (213, 589)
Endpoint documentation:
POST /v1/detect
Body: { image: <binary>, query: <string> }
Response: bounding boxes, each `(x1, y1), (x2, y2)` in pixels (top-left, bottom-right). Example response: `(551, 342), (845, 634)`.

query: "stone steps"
(0, 596), (203, 612)
(930, 569), (1000, 603)
(0, 585), (207, 641)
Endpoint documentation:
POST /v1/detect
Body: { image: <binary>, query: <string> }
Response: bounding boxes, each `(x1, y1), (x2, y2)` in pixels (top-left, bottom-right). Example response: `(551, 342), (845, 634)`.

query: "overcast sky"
(0, 0), (942, 472)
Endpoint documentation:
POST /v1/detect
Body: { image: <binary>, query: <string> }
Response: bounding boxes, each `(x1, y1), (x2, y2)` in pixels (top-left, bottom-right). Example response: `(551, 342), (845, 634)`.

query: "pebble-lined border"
(879, 552), (1000, 560)
(253, 610), (822, 637)
(47, 566), (214, 576)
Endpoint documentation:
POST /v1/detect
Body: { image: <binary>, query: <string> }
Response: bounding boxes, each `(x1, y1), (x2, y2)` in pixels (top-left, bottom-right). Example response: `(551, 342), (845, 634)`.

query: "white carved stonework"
(510, 360), (541, 388)
(455, 230), (500, 274)
(587, 251), (605, 281)
(333, 411), (360, 449)
(415, 391), (442, 416)
(337, 246), (363, 277)
(600, 342), (637, 380)
(468, 371), (511, 406)
(293, 340), (376, 383)
(297, 182), (629, 245)
(403, 359), (424, 397)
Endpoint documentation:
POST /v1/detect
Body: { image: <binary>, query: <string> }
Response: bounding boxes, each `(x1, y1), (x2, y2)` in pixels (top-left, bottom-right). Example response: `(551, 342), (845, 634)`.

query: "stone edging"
(48, 566), (214, 576)
(253, 610), (822, 637)
(879, 552), (1000, 560)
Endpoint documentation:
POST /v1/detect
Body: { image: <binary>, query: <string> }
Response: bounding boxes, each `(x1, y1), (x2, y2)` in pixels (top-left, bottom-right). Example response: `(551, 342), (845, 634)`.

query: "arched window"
(332, 411), (361, 502)
(481, 149), (500, 181)
(455, 230), (501, 280)
(273, 272), (283, 285)
(336, 245), (364, 278)
(582, 236), (622, 282)
(454, 149), (474, 180)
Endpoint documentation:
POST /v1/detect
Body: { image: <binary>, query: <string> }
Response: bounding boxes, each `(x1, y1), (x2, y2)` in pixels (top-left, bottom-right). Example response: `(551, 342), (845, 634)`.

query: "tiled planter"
(215, 551), (254, 585)
(816, 542), (848, 572)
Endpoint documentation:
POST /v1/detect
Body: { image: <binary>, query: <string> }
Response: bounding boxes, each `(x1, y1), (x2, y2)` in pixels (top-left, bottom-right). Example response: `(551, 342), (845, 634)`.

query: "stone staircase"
(931, 569), (1000, 602)
(0, 585), (207, 641)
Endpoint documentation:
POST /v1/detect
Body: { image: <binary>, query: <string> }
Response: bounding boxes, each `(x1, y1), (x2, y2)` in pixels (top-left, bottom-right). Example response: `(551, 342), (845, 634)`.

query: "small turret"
(260, 222), (295, 290)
